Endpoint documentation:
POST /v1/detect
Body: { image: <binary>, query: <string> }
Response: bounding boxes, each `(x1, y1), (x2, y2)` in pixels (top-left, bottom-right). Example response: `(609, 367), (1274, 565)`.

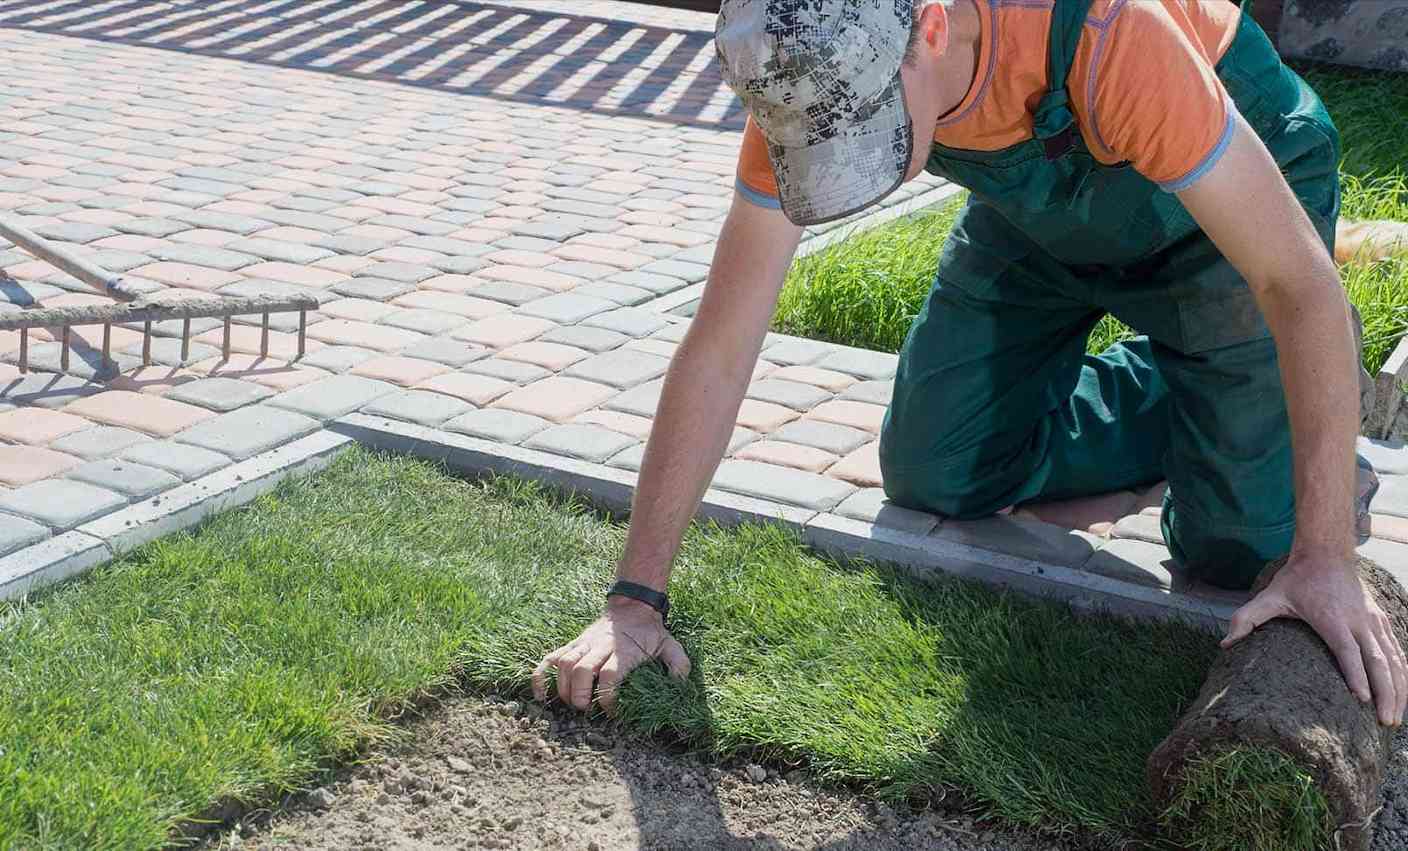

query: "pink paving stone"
(349, 355), (449, 387)
(453, 315), (556, 349)
(0, 408), (91, 444)
(256, 226), (326, 244)
(326, 207), (381, 224)
(616, 225), (711, 247)
(362, 197), (438, 217)
(322, 298), (397, 322)
(625, 339), (678, 359)
(419, 275), (483, 294)
(498, 341), (590, 371)
(0, 445), (82, 487)
(568, 233), (640, 250)
(39, 292), (110, 309)
(3, 259), (59, 280)
(621, 210), (684, 227)
(827, 442), (882, 487)
(64, 390), (214, 437)
(61, 208), (130, 227)
(315, 255), (376, 275)
(484, 250), (557, 269)
(170, 228), (241, 247)
(479, 266), (581, 292)
(753, 361), (779, 381)
(571, 409), (655, 439)
(133, 262), (241, 292)
(493, 377), (617, 423)
(371, 246), (445, 265)
(205, 200), (274, 217)
(192, 354), (330, 390)
(1371, 514), (1408, 545)
(240, 262), (347, 288)
(94, 233), (168, 252)
(392, 291), (506, 319)
(343, 224), (414, 242)
(736, 399), (799, 432)
(107, 365), (202, 395)
(193, 325), (325, 361)
(550, 244), (650, 270)
(306, 320), (424, 353)
(1013, 490), (1140, 537)
(770, 365), (858, 393)
(735, 440), (838, 473)
(450, 228), (509, 244)
(416, 372), (514, 406)
(808, 400), (886, 434)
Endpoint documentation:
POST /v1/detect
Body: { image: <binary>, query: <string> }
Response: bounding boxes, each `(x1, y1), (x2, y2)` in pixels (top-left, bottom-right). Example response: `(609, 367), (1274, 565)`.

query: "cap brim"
(765, 72), (912, 227)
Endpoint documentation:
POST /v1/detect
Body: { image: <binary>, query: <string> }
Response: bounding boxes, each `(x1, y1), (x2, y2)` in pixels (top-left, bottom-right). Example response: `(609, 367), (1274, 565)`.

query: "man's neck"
(934, 0), (983, 121)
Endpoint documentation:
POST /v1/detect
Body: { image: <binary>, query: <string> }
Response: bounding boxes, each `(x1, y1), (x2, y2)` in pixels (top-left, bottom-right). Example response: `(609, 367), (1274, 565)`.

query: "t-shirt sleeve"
(1077, 0), (1236, 192)
(735, 116), (782, 208)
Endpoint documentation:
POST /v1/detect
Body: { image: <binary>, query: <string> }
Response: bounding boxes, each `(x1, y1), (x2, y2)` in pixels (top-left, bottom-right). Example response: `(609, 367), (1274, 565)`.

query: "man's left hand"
(1221, 553), (1408, 727)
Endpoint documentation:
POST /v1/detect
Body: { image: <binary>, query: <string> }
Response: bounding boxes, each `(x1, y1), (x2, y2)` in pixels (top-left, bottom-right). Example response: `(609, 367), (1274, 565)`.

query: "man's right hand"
(531, 597), (691, 714)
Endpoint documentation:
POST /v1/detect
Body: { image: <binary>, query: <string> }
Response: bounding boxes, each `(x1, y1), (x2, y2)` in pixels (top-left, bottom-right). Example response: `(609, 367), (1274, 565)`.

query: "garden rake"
(0, 216), (317, 376)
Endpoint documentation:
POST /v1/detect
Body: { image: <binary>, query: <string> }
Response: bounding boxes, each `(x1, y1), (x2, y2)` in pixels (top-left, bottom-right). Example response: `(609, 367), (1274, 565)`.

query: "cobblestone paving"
(0, 0), (1405, 614)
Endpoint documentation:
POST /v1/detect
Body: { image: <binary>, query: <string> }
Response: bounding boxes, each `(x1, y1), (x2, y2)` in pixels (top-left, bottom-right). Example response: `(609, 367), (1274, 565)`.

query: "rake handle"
(0, 215), (140, 301)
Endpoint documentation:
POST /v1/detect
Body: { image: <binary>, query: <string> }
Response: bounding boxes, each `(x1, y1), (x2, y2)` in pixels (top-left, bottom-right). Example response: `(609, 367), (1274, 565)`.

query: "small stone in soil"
(305, 788), (335, 809)
(446, 755), (472, 773)
(746, 764), (767, 783)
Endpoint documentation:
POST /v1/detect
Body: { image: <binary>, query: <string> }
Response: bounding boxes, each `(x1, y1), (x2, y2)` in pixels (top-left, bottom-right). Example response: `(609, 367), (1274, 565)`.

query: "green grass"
(773, 65), (1408, 374)
(1156, 748), (1331, 851)
(0, 448), (1240, 849)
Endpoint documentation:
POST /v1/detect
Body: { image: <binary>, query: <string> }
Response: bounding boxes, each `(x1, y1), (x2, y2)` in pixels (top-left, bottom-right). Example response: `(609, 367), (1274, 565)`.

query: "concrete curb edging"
(1371, 333), (1408, 439)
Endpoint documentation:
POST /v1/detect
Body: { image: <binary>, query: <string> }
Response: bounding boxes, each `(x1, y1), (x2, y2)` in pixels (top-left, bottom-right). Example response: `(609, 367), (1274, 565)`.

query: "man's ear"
(912, 1), (951, 61)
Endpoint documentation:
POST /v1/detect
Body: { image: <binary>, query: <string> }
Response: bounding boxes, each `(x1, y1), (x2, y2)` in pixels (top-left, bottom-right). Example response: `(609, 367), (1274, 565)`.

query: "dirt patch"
(206, 693), (1069, 851)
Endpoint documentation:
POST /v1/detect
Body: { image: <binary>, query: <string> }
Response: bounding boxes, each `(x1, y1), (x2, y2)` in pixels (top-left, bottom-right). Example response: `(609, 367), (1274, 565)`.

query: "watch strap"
(606, 579), (669, 618)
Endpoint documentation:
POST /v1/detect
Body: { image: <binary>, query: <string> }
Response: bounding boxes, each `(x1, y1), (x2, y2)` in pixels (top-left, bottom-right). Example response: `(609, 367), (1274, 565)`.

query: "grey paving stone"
(358, 262), (438, 284)
(398, 338), (489, 368)
(0, 512), (48, 557)
(539, 325), (629, 353)
(444, 197), (498, 215)
(7, 343), (135, 380)
(650, 322), (690, 343)
(267, 375), (398, 421)
(34, 221), (116, 244)
(511, 220), (583, 241)
(367, 215), (456, 236)
(0, 372), (102, 409)
(729, 427), (760, 453)
(464, 358), (552, 385)
(443, 409), (550, 444)
(816, 347), (898, 380)
(1084, 539), (1176, 589)
(604, 378), (664, 418)
(171, 210), (273, 235)
(546, 261), (615, 281)
(165, 377), (275, 412)
(581, 307), (670, 337)
(933, 517), (1101, 567)
(315, 234), (391, 256)
(1357, 437), (1408, 475)
(565, 349), (669, 389)
(67, 460), (180, 500)
(226, 237), (335, 264)
(607, 444), (645, 472)
(273, 195), (339, 213)
(403, 236), (493, 257)
(1359, 537), (1408, 589)
(330, 277), (415, 301)
(607, 270), (687, 295)
(49, 426), (152, 460)
(517, 293), (615, 324)
(260, 210), (348, 232)
(570, 282), (652, 306)
(771, 420), (871, 455)
(120, 440), (231, 480)
(762, 338), (834, 366)
(1110, 513), (1165, 545)
(1372, 474), (1408, 519)
(432, 256), (487, 275)
(379, 309), (465, 336)
(0, 479), (126, 530)
(839, 380), (893, 406)
(89, 250), (155, 272)
(115, 218), (191, 238)
(469, 281), (551, 306)
(173, 405), (320, 461)
(525, 424), (638, 463)
(0, 279), (63, 307)
(363, 389), (472, 428)
(299, 346), (379, 373)
(162, 177), (245, 197)
(711, 460), (855, 511)
(150, 243), (259, 271)
(833, 488), (940, 535)
(642, 259), (709, 283)
(117, 337), (218, 368)
(747, 379), (832, 411)
(674, 243), (715, 265)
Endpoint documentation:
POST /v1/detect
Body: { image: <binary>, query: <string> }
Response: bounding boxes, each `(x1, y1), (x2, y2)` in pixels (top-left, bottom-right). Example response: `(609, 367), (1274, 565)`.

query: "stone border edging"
(1371, 333), (1408, 439)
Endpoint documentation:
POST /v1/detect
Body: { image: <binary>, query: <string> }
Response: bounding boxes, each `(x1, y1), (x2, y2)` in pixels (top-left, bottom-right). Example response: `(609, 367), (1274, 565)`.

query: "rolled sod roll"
(1147, 556), (1408, 851)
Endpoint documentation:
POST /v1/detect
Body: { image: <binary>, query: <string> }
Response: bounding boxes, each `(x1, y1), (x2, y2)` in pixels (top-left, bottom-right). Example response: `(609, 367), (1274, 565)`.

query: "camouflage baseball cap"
(715, 0), (914, 226)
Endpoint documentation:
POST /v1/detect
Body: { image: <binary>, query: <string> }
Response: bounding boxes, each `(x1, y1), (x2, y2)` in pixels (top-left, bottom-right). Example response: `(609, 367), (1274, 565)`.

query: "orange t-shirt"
(735, 0), (1244, 207)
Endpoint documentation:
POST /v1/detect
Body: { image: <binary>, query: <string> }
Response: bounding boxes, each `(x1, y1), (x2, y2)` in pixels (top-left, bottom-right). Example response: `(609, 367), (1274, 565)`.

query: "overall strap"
(1032, 0), (1097, 159)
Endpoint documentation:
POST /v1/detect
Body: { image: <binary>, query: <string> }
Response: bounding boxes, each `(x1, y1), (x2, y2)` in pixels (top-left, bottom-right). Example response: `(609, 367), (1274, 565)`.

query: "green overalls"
(877, 0), (1344, 590)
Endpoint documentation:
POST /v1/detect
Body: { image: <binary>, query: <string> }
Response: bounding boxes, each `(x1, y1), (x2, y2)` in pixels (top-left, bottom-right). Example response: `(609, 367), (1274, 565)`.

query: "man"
(534, 0), (1408, 728)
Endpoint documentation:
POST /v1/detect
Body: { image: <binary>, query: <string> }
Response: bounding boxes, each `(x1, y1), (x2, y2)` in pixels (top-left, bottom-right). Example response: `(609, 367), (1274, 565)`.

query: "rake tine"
(297, 309), (306, 360)
(18, 327), (27, 374)
(260, 312), (270, 359)
(143, 320), (152, 367)
(61, 326), (71, 373)
(102, 323), (111, 369)
(223, 316), (232, 362)
(181, 318), (191, 364)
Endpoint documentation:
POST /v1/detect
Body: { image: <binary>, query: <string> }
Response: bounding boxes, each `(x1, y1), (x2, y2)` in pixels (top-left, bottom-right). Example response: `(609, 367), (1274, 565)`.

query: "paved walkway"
(0, 0), (1405, 622)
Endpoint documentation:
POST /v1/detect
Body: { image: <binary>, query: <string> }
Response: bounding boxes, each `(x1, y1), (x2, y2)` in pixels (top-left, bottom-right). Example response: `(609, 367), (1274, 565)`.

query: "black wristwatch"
(606, 580), (670, 619)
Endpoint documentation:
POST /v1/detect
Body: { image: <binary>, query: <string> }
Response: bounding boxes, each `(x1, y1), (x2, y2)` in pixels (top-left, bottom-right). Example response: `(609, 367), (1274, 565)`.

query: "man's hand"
(531, 598), (691, 714)
(1222, 554), (1408, 727)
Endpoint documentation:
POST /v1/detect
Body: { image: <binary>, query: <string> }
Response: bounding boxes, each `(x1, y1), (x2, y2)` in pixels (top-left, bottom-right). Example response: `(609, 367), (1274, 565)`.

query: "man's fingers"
(596, 655), (625, 716)
(1221, 594), (1286, 648)
(1359, 627), (1398, 726)
(555, 645), (589, 706)
(568, 646), (612, 710)
(660, 635), (692, 680)
(1373, 616), (1406, 726)
(532, 646), (567, 702)
(1327, 627), (1374, 704)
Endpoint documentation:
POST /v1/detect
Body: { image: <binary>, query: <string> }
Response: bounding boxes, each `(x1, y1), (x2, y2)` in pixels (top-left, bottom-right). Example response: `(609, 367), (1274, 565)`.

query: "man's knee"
(1161, 497), (1294, 591)
(879, 426), (1032, 520)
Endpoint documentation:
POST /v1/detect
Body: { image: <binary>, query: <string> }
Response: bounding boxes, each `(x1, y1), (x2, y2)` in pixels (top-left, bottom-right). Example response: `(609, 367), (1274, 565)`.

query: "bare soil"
(206, 693), (1067, 851)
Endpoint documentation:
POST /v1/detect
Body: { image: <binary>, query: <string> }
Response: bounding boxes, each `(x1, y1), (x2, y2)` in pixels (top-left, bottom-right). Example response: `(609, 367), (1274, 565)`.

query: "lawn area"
(0, 448), (1248, 850)
(773, 64), (1408, 374)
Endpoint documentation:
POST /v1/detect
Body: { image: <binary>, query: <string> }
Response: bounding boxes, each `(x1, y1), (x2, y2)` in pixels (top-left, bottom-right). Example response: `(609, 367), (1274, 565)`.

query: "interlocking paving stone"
(524, 423), (638, 463)
(770, 420), (871, 456)
(358, 262), (438, 284)
(398, 338), (489, 368)
(807, 400), (886, 433)
(815, 348), (898, 380)
(67, 460), (180, 500)
(827, 442), (882, 488)
(838, 380), (894, 406)
(606, 444), (646, 472)
(362, 389), (472, 428)
(443, 409), (551, 444)
(581, 307), (671, 338)
(564, 348), (670, 389)
(539, 325), (630, 353)
(149, 243), (259, 271)
(492, 376), (616, 423)
(734, 440), (837, 473)
(0, 513), (48, 557)
(0, 479), (126, 530)
(650, 322), (690, 343)
(500, 342), (590, 371)
(770, 365), (857, 393)
(1110, 513), (1166, 545)
(463, 357), (552, 384)
(572, 281), (652, 306)
(119, 440), (231, 481)
(0, 407), (90, 444)
(1372, 514), (1408, 545)
(349, 356), (449, 387)
(117, 336), (219, 368)
(173, 405), (320, 461)
(572, 410), (655, 439)
(377, 308), (466, 336)
(711, 460), (855, 511)
(64, 390), (214, 437)
(315, 234), (391, 256)
(225, 237), (335, 264)
(34, 221), (116, 244)
(171, 210), (273, 235)
(1084, 539), (1177, 589)
(267, 375), (398, 420)
(301, 346), (380, 373)
(1360, 438), (1408, 475)
(330, 277), (415, 301)
(607, 270), (688, 295)
(454, 315), (555, 349)
(307, 320), (427, 353)
(0, 445), (81, 486)
(761, 338), (833, 366)
(48, 426), (152, 460)
(833, 488), (941, 536)
(736, 399), (799, 432)
(604, 378), (665, 418)
(417, 372), (515, 406)
(746, 379), (833, 411)
(164, 377), (275, 412)
(933, 517), (1101, 567)
(468, 281), (552, 306)
(517, 293), (616, 324)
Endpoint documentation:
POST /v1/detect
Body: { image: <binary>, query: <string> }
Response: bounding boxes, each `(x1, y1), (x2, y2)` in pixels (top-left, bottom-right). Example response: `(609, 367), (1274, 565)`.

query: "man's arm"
(1177, 110), (1408, 726)
(532, 192), (803, 712)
